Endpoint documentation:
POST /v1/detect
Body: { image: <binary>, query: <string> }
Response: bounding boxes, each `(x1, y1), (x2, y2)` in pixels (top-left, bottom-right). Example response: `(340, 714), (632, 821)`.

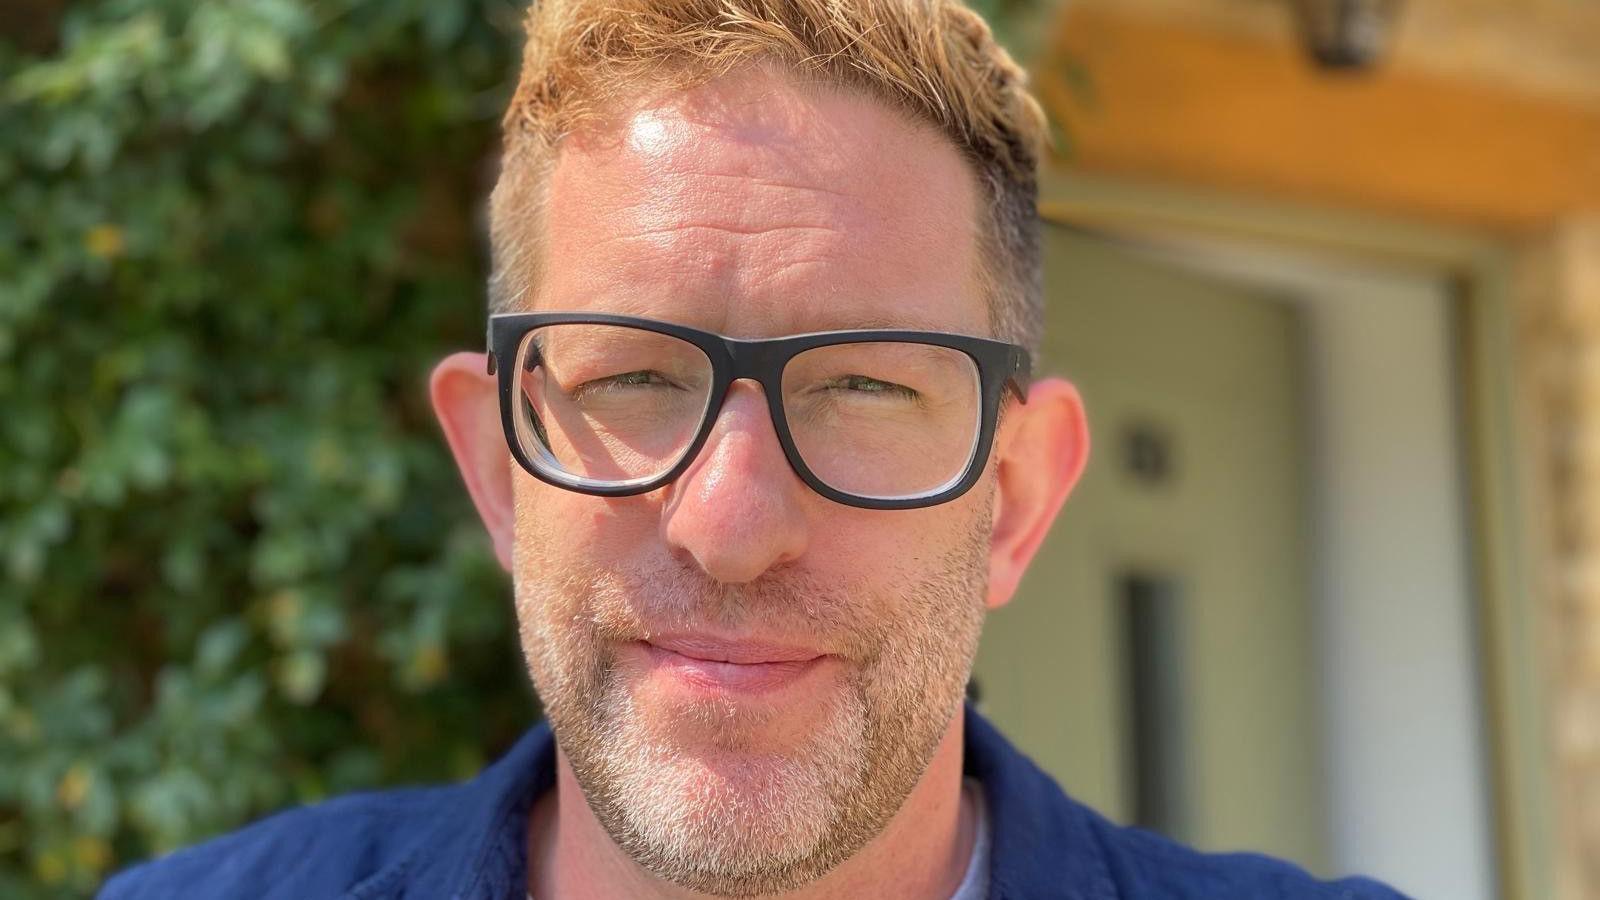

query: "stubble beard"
(514, 516), (990, 897)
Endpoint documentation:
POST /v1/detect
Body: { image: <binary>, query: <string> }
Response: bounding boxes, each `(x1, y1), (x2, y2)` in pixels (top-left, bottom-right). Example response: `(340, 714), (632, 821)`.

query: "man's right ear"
(430, 352), (516, 571)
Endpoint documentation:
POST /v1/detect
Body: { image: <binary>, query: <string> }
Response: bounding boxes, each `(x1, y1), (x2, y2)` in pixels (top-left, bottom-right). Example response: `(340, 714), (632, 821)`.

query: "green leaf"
(274, 650), (327, 705)
(3, 1), (530, 893)
(194, 619), (249, 678)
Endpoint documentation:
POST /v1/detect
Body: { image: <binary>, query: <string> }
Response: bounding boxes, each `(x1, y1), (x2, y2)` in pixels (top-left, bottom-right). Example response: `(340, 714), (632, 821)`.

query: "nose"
(661, 381), (810, 584)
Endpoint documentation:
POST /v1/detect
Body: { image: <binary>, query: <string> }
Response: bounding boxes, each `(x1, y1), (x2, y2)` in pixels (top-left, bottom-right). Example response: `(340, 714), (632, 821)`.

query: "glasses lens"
(513, 324), (713, 487)
(782, 342), (982, 500)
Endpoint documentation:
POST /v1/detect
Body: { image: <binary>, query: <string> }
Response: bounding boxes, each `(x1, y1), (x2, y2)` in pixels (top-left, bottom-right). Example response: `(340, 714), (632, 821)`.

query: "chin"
(569, 680), (875, 889)
(606, 749), (861, 895)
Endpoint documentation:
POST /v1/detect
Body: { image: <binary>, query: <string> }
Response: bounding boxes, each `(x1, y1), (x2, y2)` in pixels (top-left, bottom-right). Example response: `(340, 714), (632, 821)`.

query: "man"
(105, 1), (1406, 898)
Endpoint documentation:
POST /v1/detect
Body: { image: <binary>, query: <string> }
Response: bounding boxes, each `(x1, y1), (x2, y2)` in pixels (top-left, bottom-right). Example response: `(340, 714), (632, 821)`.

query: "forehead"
(532, 69), (987, 338)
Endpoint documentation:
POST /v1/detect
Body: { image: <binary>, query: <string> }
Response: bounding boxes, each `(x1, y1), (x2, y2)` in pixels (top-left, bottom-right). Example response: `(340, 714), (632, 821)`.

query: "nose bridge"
(720, 333), (789, 393)
(698, 330), (791, 465)
(662, 377), (808, 584)
(693, 377), (787, 478)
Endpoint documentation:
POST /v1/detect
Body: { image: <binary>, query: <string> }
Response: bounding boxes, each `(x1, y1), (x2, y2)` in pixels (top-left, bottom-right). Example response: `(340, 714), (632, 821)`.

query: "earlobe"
(985, 377), (1090, 610)
(430, 352), (517, 571)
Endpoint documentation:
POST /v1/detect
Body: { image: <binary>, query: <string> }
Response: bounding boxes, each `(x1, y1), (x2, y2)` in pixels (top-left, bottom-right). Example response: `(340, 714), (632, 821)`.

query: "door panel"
(972, 226), (1328, 872)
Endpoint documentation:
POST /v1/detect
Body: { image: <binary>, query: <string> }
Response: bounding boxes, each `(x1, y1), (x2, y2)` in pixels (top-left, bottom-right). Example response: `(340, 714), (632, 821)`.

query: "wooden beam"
(1042, 8), (1600, 233)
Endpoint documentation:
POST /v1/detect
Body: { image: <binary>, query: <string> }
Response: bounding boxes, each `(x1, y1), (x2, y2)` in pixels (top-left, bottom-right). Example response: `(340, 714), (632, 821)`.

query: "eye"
(821, 375), (920, 400)
(572, 370), (677, 397)
(608, 371), (670, 387)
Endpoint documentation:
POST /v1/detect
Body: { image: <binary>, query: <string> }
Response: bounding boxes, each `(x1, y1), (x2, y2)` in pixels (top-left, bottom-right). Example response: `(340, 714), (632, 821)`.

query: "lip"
(638, 635), (828, 694)
(646, 634), (824, 665)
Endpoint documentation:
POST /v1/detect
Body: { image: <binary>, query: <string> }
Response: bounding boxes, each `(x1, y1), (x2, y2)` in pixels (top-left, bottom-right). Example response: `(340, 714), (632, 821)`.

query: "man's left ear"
(986, 377), (1090, 609)
(430, 352), (517, 571)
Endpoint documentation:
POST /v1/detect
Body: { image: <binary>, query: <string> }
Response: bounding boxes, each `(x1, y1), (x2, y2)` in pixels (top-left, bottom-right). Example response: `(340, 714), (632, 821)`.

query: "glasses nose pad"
(673, 379), (792, 482)
(660, 378), (811, 580)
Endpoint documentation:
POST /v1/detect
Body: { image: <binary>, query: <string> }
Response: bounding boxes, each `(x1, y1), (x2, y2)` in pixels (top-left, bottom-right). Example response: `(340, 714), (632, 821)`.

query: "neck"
(527, 706), (975, 900)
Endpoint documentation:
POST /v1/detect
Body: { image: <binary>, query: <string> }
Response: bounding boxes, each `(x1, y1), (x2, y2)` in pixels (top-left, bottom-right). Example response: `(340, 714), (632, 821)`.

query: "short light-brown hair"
(488, 0), (1048, 353)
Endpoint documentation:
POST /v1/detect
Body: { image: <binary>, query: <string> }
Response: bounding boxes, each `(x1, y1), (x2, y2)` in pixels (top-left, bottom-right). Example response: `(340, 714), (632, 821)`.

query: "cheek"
(808, 499), (988, 596)
(512, 479), (666, 573)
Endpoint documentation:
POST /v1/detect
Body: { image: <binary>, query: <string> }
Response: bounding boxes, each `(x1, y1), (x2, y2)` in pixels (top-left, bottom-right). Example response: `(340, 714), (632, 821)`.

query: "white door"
(973, 225), (1329, 872)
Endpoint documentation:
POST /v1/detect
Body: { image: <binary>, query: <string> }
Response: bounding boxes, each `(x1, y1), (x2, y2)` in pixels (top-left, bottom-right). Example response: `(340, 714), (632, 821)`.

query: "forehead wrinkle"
(567, 169), (859, 310)
(611, 156), (869, 240)
(577, 221), (852, 328)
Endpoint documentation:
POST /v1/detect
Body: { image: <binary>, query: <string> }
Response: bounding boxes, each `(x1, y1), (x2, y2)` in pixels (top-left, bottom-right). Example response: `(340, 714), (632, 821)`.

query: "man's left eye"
(825, 375), (918, 398)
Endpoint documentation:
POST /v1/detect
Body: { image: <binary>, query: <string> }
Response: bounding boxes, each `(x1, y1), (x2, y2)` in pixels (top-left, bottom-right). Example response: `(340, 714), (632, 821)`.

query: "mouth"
(637, 634), (829, 695)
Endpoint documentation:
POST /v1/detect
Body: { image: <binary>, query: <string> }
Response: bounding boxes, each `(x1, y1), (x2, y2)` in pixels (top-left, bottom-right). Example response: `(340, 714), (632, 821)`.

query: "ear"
(430, 352), (515, 571)
(986, 377), (1090, 610)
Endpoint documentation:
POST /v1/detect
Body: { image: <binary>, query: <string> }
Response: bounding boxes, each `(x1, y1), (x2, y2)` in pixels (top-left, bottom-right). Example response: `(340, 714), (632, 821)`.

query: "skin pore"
(430, 67), (1089, 899)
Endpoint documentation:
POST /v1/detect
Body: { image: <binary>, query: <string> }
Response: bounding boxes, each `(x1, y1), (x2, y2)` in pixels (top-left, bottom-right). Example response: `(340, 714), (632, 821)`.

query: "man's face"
(510, 71), (998, 894)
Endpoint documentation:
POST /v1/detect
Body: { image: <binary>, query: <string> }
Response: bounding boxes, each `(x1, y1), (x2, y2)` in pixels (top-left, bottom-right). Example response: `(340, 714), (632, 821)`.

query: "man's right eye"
(571, 370), (675, 397)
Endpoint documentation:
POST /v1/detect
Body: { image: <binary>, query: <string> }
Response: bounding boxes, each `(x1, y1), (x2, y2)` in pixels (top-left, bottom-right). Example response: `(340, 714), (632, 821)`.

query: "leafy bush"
(1, 2), (532, 895)
(0, 1), (1061, 896)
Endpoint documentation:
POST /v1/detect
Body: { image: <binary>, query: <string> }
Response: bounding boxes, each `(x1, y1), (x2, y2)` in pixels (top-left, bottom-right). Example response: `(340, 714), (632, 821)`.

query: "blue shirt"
(100, 708), (1408, 899)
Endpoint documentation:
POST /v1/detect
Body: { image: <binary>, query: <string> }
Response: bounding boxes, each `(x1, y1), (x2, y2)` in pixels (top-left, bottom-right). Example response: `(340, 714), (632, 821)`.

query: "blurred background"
(2, 0), (1596, 898)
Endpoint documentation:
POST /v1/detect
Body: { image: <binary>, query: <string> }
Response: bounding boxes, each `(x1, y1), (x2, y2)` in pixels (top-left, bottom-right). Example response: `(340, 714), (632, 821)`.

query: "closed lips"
(644, 635), (823, 665)
(639, 635), (830, 693)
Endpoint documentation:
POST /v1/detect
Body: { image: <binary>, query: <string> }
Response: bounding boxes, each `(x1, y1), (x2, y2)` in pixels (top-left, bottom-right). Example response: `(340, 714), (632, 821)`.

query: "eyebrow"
(783, 311), (977, 335)
(517, 297), (979, 338)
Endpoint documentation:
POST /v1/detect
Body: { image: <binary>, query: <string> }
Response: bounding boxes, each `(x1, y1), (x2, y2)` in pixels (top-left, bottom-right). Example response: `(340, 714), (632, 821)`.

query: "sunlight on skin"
(428, 66), (1089, 900)
(624, 109), (681, 159)
(529, 77), (990, 894)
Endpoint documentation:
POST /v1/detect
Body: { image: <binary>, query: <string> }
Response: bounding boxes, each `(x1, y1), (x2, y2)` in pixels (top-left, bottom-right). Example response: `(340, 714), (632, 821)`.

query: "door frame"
(1038, 169), (1552, 900)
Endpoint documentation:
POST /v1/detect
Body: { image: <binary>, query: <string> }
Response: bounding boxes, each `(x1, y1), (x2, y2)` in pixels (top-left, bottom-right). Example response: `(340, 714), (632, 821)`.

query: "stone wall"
(1046, 2), (1600, 892)
(1519, 218), (1600, 900)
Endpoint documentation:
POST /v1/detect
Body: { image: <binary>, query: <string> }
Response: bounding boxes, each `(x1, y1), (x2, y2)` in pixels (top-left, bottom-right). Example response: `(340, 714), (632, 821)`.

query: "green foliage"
(0, 1), (1069, 896)
(969, 0), (1059, 62)
(0, 1), (533, 895)
(967, 0), (1084, 156)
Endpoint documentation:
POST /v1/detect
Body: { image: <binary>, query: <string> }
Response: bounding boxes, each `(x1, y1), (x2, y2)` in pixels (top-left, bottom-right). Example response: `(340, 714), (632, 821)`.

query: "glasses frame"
(487, 312), (1031, 510)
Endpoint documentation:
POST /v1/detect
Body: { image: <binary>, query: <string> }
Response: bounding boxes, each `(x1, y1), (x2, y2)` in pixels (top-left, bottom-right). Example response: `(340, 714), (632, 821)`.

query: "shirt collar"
(963, 707), (1118, 900)
(345, 723), (552, 900)
(389, 706), (1115, 900)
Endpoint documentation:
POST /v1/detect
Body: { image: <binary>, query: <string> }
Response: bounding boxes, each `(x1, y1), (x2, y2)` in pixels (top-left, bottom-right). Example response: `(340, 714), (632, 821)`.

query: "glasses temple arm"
(1006, 348), (1032, 402)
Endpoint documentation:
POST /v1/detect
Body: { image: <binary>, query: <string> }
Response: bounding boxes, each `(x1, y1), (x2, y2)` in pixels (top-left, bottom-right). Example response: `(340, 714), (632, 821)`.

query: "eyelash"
(821, 375), (918, 399)
(572, 370), (677, 397)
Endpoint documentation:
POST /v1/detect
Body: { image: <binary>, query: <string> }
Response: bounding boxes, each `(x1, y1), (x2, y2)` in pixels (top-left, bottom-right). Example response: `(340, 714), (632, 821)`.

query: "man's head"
(488, 0), (1049, 356)
(431, 1), (1088, 895)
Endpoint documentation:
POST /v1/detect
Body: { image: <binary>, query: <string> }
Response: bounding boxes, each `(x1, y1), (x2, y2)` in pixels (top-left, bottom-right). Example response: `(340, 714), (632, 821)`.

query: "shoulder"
(963, 708), (1408, 900)
(1078, 806), (1410, 900)
(97, 783), (457, 900)
(99, 723), (555, 900)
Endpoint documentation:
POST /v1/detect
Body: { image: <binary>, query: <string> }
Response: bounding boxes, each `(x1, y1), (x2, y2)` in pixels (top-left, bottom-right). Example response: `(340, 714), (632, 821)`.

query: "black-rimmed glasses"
(487, 313), (1030, 510)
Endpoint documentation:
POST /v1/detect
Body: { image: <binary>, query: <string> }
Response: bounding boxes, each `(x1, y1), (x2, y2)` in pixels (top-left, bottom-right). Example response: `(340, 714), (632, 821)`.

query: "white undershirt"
(950, 777), (992, 900)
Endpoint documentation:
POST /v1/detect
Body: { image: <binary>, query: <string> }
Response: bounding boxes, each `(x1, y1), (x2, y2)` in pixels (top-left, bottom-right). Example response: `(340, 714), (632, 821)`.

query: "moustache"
(574, 561), (888, 663)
